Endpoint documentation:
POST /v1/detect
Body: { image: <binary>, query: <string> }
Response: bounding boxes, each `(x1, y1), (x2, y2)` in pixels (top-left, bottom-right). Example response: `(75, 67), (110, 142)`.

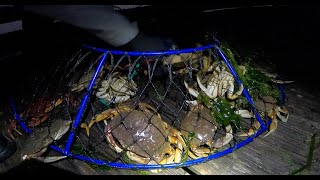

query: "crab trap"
(7, 38), (289, 171)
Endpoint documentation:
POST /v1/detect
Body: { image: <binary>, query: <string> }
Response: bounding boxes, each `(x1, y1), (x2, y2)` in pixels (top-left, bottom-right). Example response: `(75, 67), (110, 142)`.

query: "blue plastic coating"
(64, 53), (108, 154)
(83, 44), (215, 56)
(49, 120), (270, 170)
(9, 98), (32, 134)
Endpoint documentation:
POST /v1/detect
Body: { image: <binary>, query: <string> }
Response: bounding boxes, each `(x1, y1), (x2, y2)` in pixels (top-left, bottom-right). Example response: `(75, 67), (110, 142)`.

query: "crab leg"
(159, 147), (175, 164)
(187, 150), (200, 159)
(235, 109), (254, 119)
(26, 154), (68, 163)
(42, 156), (68, 163)
(264, 108), (278, 137)
(126, 151), (150, 164)
(238, 120), (261, 137)
(184, 80), (199, 98)
(194, 152), (210, 158)
(236, 108), (262, 137)
(13, 128), (23, 136)
(105, 132), (124, 153)
(264, 106), (288, 137)
(28, 114), (49, 128)
(81, 106), (130, 136)
(184, 82), (200, 105)
(23, 147), (48, 161)
(167, 129), (186, 163)
(197, 73), (219, 99)
(272, 80), (295, 84)
(192, 146), (211, 154)
(239, 106), (289, 137)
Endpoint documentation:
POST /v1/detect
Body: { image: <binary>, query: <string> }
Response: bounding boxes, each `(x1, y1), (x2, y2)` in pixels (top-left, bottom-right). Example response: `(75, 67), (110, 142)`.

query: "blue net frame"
(9, 41), (285, 170)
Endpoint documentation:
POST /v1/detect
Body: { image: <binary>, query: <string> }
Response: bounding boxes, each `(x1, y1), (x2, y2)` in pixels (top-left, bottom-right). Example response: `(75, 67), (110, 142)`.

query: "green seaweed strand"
(197, 92), (241, 129)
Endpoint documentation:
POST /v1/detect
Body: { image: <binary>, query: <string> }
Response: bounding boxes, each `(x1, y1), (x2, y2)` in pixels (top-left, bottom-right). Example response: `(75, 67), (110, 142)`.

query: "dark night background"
(1, 4), (319, 100)
(0, 3), (319, 174)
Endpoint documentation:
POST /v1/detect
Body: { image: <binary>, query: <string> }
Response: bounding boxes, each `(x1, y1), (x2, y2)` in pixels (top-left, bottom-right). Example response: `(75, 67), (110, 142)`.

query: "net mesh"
(6, 40), (288, 170)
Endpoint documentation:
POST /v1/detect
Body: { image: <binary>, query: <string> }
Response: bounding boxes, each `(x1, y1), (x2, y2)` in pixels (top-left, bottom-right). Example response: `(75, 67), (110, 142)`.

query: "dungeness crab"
(81, 102), (186, 165)
(181, 104), (233, 159)
(184, 64), (243, 106)
(95, 72), (138, 104)
(20, 118), (72, 163)
(237, 96), (289, 137)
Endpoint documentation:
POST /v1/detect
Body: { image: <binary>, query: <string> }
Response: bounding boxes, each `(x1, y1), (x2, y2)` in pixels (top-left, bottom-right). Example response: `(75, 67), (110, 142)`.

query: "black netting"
(6, 41), (289, 170)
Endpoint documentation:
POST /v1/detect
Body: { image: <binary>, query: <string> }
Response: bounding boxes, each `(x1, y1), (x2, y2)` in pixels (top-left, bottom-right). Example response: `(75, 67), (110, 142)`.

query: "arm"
(23, 5), (139, 47)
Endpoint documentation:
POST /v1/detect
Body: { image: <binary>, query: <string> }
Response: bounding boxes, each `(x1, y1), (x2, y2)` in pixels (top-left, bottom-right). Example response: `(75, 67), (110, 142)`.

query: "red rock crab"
(6, 96), (63, 139)
(20, 96), (63, 128)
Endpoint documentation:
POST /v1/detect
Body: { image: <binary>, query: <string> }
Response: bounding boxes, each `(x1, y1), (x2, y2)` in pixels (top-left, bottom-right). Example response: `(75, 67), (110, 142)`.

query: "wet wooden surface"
(2, 82), (319, 175)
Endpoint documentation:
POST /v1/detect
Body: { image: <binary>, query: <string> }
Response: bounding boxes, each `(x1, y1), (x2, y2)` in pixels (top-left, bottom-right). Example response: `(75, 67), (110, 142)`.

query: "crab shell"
(83, 102), (185, 165)
(181, 104), (234, 159)
(184, 65), (243, 106)
(71, 69), (104, 92)
(96, 72), (138, 104)
(237, 96), (289, 137)
(21, 119), (72, 163)
(180, 105), (217, 158)
(21, 97), (63, 128)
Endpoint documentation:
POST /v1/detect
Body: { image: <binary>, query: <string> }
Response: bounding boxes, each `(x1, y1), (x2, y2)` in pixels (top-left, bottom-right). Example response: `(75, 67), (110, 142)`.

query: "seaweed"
(220, 43), (281, 102)
(197, 92), (241, 129)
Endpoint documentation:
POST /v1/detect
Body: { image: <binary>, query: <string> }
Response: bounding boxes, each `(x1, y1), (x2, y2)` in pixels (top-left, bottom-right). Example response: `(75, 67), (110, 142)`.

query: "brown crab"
(6, 96), (64, 139)
(237, 96), (289, 137)
(81, 102), (186, 165)
(20, 96), (63, 128)
(181, 104), (233, 159)
(21, 118), (72, 163)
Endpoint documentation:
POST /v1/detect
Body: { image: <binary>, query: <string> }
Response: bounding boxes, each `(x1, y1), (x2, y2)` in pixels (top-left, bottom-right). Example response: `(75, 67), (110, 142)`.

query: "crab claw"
(33, 156), (68, 163)
(235, 109), (254, 119)
(226, 82), (243, 100)
(238, 120), (261, 137)
(196, 73), (217, 99)
(264, 108), (278, 137)
(213, 125), (233, 148)
(81, 109), (120, 136)
(52, 120), (72, 140)
(276, 106), (289, 122)
(264, 106), (289, 137)
(185, 100), (199, 106)
(184, 80), (200, 106)
(127, 151), (150, 164)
